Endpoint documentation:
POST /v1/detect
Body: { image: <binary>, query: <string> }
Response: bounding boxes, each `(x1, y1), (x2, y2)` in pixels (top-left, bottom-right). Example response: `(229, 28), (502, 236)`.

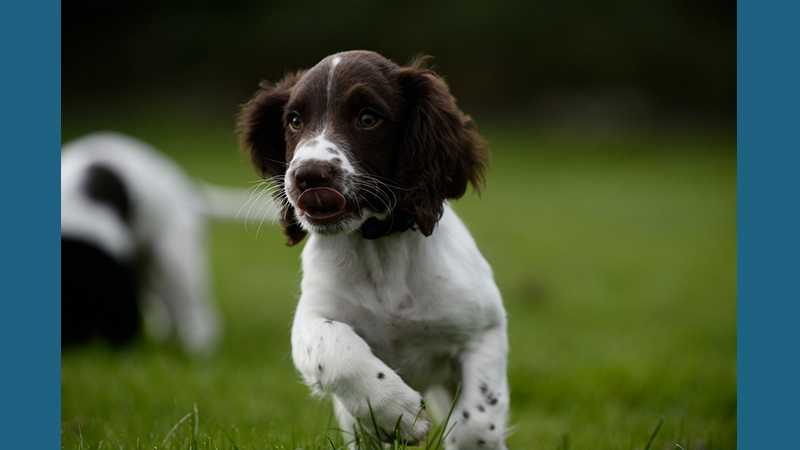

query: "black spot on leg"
(479, 383), (488, 395)
(462, 410), (470, 420)
(377, 372), (385, 380)
(318, 364), (323, 372)
(477, 439), (486, 446)
(477, 404), (485, 412)
(490, 424), (496, 431)
(483, 388), (500, 406)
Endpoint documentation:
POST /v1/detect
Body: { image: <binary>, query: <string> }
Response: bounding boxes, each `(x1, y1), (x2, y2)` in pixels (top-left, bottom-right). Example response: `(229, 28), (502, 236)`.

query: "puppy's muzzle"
(293, 163), (347, 221)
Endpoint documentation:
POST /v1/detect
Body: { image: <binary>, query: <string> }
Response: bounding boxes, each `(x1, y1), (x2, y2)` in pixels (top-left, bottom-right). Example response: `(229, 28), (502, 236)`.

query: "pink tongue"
(297, 187), (346, 214)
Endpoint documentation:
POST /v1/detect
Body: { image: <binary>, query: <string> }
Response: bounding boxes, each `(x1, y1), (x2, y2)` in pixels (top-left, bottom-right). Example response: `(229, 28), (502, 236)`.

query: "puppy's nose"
(294, 164), (333, 191)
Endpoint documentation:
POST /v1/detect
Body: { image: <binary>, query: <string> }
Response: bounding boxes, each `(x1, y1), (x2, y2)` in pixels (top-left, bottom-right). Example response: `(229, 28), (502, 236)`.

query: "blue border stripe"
(738, 0), (799, 448)
(1, 0), (60, 447)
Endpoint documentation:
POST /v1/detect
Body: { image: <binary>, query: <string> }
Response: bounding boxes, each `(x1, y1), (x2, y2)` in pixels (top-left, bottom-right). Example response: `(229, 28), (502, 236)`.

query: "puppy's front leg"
(291, 306), (430, 444)
(445, 326), (510, 450)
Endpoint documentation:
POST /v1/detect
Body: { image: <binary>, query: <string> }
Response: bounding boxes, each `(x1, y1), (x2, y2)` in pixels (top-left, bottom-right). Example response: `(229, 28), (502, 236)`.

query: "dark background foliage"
(63, 1), (735, 135)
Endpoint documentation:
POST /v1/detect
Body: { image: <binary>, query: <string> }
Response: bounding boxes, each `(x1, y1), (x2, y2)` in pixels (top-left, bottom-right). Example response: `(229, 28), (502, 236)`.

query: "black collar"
(359, 210), (416, 239)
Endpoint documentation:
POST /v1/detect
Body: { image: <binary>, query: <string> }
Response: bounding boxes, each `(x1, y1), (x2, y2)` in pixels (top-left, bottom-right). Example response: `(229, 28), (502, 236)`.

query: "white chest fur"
(294, 205), (504, 387)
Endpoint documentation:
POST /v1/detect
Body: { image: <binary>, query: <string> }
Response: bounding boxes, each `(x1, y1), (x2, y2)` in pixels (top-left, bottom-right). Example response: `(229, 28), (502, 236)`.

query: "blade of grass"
(109, 434), (124, 449)
(440, 421), (458, 449)
(367, 398), (384, 444)
(76, 418), (84, 450)
(217, 425), (240, 450)
(362, 417), (377, 450)
(193, 403), (199, 449)
(392, 413), (404, 449)
(327, 434), (337, 450)
(427, 384), (461, 450)
(402, 399), (428, 449)
(644, 416), (665, 450)
(163, 412), (192, 444)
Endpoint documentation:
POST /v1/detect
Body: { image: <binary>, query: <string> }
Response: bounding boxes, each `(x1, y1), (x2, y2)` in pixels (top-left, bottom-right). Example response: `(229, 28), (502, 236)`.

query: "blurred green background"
(61, 2), (736, 449)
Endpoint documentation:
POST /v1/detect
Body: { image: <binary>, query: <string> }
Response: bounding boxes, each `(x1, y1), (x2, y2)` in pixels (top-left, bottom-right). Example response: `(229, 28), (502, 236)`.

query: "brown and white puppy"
(239, 51), (509, 449)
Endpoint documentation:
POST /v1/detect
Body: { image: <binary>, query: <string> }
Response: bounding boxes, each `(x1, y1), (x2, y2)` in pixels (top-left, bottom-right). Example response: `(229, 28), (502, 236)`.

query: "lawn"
(61, 117), (736, 450)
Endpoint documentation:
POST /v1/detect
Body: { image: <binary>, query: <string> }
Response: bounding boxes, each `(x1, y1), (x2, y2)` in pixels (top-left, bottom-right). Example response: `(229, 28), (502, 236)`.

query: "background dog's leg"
(444, 327), (509, 450)
(148, 219), (221, 355)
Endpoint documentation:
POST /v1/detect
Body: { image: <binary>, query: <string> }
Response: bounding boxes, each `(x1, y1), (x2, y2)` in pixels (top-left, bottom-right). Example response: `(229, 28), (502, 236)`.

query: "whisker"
(354, 180), (394, 213)
(353, 185), (385, 211)
(240, 186), (267, 233)
(358, 173), (409, 191)
(239, 180), (270, 218)
(239, 178), (285, 237)
(356, 174), (401, 202)
(254, 192), (288, 238)
(258, 156), (289, 169)
(354, 177), (398, 212)
(241, 182), (277, 227)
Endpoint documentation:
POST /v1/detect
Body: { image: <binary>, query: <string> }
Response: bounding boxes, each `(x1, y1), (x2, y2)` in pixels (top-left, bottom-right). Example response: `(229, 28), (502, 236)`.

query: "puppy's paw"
(389, 393), (430, 446)
(347, 386), (430, 445)
(377, 396), (430, 445)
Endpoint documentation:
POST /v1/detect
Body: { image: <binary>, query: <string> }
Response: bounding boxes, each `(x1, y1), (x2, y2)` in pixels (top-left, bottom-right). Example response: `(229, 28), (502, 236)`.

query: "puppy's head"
(239, 50), (488, 245)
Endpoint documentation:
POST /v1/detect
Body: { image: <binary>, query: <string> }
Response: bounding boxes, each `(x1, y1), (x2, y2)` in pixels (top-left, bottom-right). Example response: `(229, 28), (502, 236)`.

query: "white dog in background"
(61, 131), (229, 354)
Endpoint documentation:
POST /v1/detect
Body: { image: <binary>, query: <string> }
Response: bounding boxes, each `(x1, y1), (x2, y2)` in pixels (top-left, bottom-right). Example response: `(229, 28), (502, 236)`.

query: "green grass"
(61, 116), (736, 449)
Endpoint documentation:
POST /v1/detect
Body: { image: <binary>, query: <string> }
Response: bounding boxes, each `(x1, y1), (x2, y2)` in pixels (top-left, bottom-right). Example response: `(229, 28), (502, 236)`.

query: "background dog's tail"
(195, 182), (280, 223)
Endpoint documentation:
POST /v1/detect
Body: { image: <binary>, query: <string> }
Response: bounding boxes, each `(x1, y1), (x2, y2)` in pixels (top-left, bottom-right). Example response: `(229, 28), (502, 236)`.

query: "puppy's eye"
(289, 114), (302, 130)
(358, 112), (378, 128)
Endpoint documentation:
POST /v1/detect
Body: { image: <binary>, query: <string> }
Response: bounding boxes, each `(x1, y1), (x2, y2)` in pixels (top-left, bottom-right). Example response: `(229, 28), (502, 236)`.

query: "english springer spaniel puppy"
(239, 51), (509, 449)
(61, 132), (221, 355)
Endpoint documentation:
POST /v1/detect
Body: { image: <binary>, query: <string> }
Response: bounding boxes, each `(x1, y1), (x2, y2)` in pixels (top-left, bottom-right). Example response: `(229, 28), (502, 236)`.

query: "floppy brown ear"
(395, 58), (489, 236)
(238, 71), (308, 246)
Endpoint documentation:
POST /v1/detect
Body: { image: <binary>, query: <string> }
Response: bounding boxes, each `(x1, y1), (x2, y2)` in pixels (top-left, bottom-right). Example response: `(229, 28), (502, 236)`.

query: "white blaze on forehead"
(290, 55), (355, 175)
(292, 129), (355, 173)
(327, 56), (342, 109)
